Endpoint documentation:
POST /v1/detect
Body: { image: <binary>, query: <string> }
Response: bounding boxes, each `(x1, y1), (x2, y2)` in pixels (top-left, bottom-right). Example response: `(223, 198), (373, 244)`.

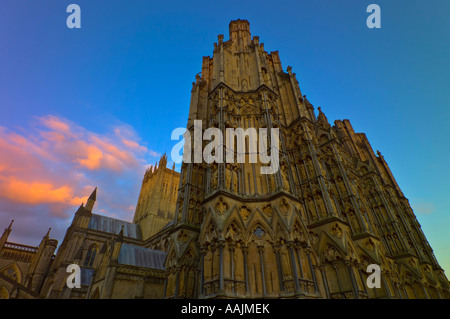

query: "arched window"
(1, 264), (21, 283)
(84, 245), (98, 267)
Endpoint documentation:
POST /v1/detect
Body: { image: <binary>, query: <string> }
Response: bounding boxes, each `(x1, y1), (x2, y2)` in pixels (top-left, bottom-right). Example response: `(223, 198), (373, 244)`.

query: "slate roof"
(117, 244), (167, 270)
(87, 214), (142, 240)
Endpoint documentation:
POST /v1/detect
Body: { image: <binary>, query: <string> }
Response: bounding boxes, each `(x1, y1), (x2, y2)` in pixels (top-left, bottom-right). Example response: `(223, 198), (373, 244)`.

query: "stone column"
(319, 266), (331, 298)
(199, 247), (206, 296)
(218, 240), (225, 292)
(346, 261), (359, 299)
(307, 249), (319, 295)
(258, 245), (267, 296)
(274, 245), (284, 292)
(288, 242), (301, 293)
(242, 246), (249, 294)
(381, 274), (392, 299)
(229, 244), (235, 294)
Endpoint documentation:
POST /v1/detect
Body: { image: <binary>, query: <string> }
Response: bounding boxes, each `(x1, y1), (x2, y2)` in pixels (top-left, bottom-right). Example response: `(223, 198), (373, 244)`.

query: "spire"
(0, 220), (14, 248)
(7, 219), (14, 231)
(44, 227), (51, 239)
(317, 107), (330, 128)
(38, 227), (52, 248)
(85, 187), (97, 212)
(159, 153), (168, 169)
(89, 187), (97, 201)
(77, 203), (84, 211)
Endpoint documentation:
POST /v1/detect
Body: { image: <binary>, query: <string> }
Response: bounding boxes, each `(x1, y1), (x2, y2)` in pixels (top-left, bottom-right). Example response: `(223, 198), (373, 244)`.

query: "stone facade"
(0, 221), (57, 299)
(0, 19), (449, 299)
(134, 153), (179, 240)
(162, 19), (450, 299)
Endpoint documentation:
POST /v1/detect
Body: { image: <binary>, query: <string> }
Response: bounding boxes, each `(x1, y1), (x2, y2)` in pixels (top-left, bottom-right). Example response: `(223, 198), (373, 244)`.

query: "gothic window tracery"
(84, 244), (98, 267)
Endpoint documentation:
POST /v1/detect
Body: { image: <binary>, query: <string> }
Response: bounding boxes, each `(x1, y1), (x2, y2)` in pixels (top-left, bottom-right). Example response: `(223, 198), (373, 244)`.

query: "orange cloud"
(0, 176), (87, 206)
(0, 115), (157, 213)
(122, 138), (148, 152)
(75, 144), (104, 170)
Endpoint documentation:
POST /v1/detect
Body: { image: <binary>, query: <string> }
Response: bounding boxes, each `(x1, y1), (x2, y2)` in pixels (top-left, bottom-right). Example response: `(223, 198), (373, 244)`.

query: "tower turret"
(85, 187), (97, 212)
(0, 219), (14, 249)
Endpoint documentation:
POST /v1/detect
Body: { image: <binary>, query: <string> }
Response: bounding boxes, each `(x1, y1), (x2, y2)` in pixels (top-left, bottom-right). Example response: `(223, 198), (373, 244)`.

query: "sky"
(0, 0), (449, 275)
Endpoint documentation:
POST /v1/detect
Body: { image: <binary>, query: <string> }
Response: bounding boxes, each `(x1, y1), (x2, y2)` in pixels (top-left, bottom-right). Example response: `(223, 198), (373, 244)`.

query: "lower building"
(1, 20), (449, 299)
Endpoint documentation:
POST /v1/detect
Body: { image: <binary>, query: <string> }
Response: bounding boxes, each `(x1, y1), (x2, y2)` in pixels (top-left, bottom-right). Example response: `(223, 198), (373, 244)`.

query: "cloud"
(0, 176), (87, 206)
(0, 115), (159, 246)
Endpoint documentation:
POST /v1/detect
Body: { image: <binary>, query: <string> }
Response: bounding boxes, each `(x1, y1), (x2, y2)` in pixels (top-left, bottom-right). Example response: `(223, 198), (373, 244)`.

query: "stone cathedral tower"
(162, 19), (450, 299)
(134, 154), (180, 240)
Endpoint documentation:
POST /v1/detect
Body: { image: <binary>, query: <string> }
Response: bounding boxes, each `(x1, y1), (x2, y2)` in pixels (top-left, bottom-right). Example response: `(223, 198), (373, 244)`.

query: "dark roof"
(117, 244), (167, 270)
(87, 214), (142, 240)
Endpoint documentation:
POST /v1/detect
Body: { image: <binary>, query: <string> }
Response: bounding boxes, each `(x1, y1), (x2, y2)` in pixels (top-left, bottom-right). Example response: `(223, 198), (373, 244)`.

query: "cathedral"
(0, 19), (449, 299)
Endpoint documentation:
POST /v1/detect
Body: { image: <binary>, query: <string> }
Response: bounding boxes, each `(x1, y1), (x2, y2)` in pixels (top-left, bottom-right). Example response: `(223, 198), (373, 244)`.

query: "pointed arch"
(0, 263), (22, 283)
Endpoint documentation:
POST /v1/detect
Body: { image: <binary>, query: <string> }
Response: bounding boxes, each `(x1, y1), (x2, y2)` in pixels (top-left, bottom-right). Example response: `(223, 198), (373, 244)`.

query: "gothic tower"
(134, 154), (180, 240)
(162, 19), (450, 299)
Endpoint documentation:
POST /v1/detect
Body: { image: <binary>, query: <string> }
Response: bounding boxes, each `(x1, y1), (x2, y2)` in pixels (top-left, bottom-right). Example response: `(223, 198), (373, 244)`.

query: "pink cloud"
(0, 115), (158, 240)
(0, 175), (87, 206)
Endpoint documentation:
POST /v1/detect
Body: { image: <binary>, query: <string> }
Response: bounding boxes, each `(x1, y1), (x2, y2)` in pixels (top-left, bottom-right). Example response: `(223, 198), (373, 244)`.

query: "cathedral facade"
(0, 20), (449, 299)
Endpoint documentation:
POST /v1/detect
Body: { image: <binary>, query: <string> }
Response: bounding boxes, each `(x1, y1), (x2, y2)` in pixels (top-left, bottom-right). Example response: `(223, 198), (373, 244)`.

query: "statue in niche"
(188, 199), (195, 224)
(270, 175), (275, 193)
(241, 79), (248, 91)
(226, 223), (240, 241)
(232, 165), (239, 193)
(281, 249), (292, 279)
(328, 188), (339, 214)
(225, 164), (232, 190)
(316, 196), (326, 217)
(281, 164), (290, 192)
(176, 195), (184, 221)
(204, 250), (212, 281)
(166, 270), (176, 296)
(211, 164), (218, 190)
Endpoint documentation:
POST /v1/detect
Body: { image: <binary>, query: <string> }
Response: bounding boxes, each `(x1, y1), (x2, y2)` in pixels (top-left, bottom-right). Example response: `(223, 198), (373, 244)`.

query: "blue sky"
(0, 0), (449, 275)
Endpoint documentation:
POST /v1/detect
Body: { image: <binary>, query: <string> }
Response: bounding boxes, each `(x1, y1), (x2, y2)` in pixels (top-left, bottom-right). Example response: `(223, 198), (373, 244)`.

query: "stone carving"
(216, 197), (228, 215)
(177, 230), (189, 243)
(239, 206), (252, 221)
(331, 223), (343, 238)
(263, 205), (273, 217)
(280, 198), (289, 216)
